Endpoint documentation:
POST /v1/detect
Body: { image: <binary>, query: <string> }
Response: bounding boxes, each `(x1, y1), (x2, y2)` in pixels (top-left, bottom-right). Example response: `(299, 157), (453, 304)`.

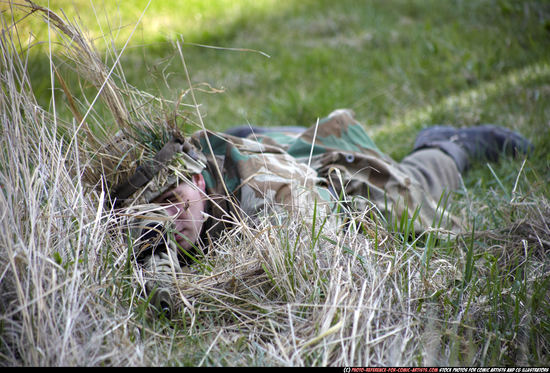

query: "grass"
(1, 0), (550, 367)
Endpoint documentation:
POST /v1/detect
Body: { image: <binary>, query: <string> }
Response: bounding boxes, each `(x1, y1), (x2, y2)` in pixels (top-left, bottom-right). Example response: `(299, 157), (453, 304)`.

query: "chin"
(174, 235), (187, 247)
(175, 235), (194, 249)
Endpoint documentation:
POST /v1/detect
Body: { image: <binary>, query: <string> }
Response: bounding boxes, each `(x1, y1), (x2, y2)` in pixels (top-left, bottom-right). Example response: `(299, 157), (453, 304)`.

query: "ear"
(191, 173), (206, 192)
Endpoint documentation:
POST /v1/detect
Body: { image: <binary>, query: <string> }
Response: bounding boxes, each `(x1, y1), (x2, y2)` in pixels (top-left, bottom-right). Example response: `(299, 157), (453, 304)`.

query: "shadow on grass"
(20, 0), (550, 151)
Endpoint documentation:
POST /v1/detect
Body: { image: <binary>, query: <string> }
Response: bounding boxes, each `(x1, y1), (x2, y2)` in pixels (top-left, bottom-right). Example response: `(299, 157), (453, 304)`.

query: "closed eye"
(154, 191), (190, 211)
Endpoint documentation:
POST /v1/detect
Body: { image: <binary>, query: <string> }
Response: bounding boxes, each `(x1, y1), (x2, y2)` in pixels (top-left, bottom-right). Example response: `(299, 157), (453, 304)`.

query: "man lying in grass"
(113, 108), (533, 318)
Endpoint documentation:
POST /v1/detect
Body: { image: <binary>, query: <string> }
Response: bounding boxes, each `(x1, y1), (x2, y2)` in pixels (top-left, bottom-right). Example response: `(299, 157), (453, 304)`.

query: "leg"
(309, 110), (464, 232)
(413, 124), (534, 172)
(321, 147), (464, 233)
(399, 148), (462, 203)
(224, 125), (306, 138)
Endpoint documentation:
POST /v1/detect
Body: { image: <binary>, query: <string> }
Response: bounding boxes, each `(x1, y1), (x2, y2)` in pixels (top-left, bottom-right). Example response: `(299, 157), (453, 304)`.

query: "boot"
(413, 124), (534, 173)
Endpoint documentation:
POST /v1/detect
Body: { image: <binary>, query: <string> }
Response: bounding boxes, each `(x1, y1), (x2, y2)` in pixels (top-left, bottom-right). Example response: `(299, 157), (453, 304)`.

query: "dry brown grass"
(1, 1), (549, 367)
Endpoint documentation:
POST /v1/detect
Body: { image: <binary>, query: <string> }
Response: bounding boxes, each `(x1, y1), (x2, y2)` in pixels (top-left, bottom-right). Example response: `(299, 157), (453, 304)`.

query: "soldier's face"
(155, 174), (206, 250)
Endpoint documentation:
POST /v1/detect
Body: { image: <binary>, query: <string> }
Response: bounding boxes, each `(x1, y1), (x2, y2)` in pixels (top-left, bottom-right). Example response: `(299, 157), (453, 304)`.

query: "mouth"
(174, 232), (186, 244)
(174, 231), (193, 249)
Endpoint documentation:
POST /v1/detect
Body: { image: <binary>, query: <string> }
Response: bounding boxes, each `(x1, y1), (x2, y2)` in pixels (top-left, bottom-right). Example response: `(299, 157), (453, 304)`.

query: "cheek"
(173, 192), (205, 228)
(189, 198), (206, 228)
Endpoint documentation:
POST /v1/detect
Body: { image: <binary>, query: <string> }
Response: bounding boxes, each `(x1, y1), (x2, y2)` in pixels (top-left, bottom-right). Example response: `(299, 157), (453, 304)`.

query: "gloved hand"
(127, 206), (182, 318)
(128, 205), (175, 263)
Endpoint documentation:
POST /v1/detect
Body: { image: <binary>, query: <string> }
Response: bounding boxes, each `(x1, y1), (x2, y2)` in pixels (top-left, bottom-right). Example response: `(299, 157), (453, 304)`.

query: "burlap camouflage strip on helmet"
(112, 135), (206, 207)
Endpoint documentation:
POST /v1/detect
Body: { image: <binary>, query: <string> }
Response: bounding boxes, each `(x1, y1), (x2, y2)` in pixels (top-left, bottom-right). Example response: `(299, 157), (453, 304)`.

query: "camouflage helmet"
(111, 134), (206, 207)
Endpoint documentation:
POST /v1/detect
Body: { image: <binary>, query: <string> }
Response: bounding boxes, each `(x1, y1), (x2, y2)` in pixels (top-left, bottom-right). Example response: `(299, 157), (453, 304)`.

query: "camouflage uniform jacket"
(190, 109), (463, 242)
